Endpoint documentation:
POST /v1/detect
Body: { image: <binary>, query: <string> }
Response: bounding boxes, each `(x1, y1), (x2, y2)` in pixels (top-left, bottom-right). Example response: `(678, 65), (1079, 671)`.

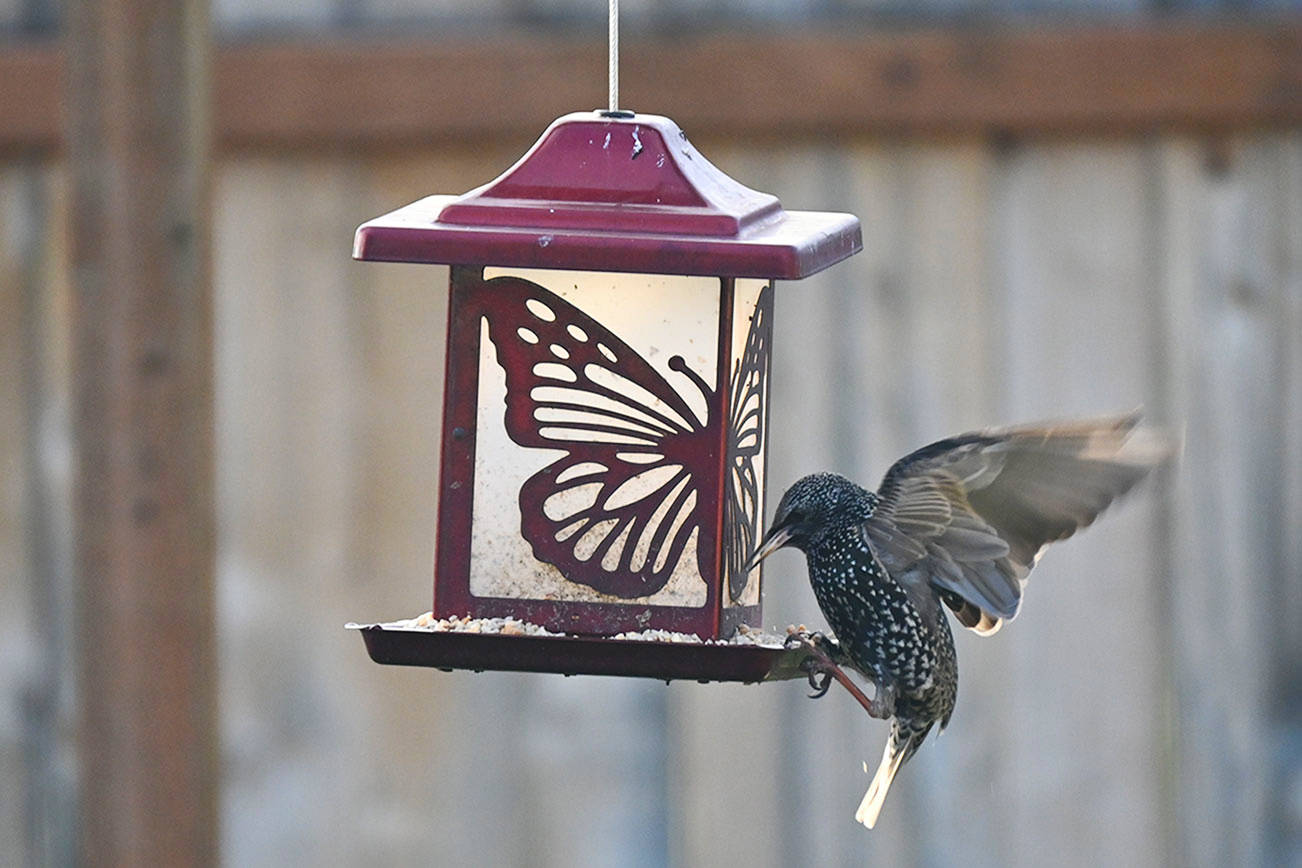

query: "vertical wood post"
(65, 0), (218, 862)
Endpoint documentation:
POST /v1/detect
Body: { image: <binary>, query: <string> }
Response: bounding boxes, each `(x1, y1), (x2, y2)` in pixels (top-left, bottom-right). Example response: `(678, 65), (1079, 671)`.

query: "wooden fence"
(2, 19), (1300, 868)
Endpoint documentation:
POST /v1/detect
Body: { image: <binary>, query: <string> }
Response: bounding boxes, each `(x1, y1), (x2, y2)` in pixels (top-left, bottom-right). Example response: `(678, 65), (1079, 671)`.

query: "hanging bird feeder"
(348, 11), (861, 682)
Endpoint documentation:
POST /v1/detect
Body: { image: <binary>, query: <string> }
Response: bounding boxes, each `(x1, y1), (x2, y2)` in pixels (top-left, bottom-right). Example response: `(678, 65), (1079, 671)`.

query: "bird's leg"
(784, 631), (893, 720)
(786, 630), (841, 696)
(869, 681), (897, 719)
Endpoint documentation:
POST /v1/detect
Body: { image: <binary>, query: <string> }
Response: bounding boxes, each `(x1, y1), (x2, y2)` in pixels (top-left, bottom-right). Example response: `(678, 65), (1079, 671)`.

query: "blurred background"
(2, 0), (1301, 865)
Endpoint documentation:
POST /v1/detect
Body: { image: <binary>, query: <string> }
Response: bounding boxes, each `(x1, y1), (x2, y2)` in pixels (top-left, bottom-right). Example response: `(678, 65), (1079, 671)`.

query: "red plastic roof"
(353, 112), (862, 279)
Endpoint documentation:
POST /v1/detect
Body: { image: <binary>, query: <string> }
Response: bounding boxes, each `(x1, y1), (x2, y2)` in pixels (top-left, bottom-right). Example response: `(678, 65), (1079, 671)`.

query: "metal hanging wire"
(608, 0), (619, 112)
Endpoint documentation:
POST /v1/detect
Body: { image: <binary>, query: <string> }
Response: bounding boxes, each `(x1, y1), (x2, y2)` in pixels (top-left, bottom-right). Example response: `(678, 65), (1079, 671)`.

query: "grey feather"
(864, 412), (1173, 634)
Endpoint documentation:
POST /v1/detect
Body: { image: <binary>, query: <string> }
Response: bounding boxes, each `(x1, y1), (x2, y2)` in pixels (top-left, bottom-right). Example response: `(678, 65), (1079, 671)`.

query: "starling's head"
(745, 472), (872, 570)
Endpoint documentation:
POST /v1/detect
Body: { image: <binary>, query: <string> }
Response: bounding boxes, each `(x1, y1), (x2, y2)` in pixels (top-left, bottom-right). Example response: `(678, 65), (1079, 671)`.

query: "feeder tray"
(349, 624), (819, 684)
(350, 111), (861, 680)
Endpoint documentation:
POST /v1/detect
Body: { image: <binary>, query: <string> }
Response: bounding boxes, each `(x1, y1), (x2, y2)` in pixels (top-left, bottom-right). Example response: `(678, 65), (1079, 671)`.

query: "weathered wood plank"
(216, 149), (682, 866)
(0, 159), (37, 868)
(0, 42), (59, 152)
(3, 21), (1302, 153)
(65, 0), (219, 857)
(991, 140), (1167, 866)
(665, 678), (784, 866)
(1278, 132), (1302, 717)
(740, 141), (890, 866)
(213, 157), (375, 865)
(365, 148), (676, 868)
(1154, 133), (1286, 867)
(725, 140), (1003, 863)
(4, 160), (79, 868)
(882, 142), (1007, 867)
(657, 142), (801, 867)
(10, 122), (1301, 866)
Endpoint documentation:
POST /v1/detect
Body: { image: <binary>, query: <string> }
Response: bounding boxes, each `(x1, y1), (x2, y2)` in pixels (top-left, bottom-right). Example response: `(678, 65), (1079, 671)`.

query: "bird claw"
(804, 666), (833, 699)
(785, 628), (894, 720)
(783, 628), (810, 650)
(789, 631), (844, 701)
(784, 628), (838, 654)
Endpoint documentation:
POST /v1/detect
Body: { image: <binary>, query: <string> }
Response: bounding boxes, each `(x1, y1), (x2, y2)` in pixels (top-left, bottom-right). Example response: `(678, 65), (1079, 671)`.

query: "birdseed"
(348, 612), (790, 646)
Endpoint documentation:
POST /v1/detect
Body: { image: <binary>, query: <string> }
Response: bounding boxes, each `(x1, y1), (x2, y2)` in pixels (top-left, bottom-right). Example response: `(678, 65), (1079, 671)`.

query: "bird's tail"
(855, 720), (929, 829)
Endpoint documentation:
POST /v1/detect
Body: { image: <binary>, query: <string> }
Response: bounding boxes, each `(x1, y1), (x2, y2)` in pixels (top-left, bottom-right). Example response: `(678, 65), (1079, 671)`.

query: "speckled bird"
(746, 412), (1171, 829)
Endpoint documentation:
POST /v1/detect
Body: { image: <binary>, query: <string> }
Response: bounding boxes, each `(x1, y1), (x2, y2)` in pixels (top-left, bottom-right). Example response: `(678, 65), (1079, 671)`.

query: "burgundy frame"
(435, 265), (765, 636)
(353, 111), (862, 641)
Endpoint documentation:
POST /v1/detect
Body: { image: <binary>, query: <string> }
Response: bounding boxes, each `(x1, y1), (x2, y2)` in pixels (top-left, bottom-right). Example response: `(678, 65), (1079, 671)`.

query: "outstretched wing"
(724, 283), (773, 602)
(469, 275), (716, 599)
(862, 412), (1173, 635)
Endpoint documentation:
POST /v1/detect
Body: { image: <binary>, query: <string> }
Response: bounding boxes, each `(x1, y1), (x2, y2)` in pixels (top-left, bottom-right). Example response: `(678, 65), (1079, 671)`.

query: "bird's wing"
(862, 412), (1172, 635)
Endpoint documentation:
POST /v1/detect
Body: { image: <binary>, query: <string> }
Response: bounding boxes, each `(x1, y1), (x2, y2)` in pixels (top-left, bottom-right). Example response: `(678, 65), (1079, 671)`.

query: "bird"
(745, 412), (1172, 829)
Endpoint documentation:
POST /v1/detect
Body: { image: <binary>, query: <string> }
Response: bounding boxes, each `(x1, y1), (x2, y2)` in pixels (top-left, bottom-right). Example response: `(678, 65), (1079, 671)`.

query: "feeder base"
(348, 623), (815, 684)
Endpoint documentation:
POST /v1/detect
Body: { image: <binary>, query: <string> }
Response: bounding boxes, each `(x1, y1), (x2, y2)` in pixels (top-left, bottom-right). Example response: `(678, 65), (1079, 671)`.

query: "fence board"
(885, 142), (1006, 868)
(0, 161), (37, 868)
(739, 141), (899, 867)
(1278, 134), (1302, 714)
(1155, 133), (1291, 867)
(721, 139), (1003, 864)
(3, 127), (1299, 866)
(65, 0), (218, 852)
(215, 157), (377, 866)
(992, 140), (1167, 867)
(5, 22), (1302, 153)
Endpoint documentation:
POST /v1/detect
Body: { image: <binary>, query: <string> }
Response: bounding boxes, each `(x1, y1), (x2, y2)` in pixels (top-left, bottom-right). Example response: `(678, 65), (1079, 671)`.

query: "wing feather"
(865, 412), (1173, 635)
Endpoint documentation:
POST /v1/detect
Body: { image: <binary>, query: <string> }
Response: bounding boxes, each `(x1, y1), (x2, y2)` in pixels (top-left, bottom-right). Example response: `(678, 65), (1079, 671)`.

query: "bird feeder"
(351, 111), (861, 681)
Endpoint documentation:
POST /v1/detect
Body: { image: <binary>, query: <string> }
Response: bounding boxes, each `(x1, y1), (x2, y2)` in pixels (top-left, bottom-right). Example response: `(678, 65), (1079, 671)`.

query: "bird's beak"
(744, 523), (793, 573)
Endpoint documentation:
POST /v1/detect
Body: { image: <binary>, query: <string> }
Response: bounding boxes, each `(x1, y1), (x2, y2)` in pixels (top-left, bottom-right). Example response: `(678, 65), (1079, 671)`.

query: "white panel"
(470, 267), (719, 607)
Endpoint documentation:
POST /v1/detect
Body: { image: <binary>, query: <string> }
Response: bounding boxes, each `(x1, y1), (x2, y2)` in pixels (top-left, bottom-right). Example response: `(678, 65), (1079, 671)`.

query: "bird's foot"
(783, 625), (813, 650)
(784, 630), (890, 720)
(809, 673), (834, 699)
(783, 627), (842, 655)
(786, 630), (841, 698)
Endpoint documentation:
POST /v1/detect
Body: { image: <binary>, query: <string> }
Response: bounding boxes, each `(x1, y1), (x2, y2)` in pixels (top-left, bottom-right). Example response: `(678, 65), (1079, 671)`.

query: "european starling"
(746, 412), (1171, 828)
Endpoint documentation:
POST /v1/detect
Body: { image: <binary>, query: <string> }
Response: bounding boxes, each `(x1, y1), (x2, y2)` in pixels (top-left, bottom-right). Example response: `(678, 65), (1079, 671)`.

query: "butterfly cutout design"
(723, 285), (770, 601)
(468, 274), (772, 602)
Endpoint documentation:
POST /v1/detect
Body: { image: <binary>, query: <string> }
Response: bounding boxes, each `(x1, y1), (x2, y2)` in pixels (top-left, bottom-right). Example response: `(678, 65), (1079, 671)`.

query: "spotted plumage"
(747, 412), (1172, 828)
